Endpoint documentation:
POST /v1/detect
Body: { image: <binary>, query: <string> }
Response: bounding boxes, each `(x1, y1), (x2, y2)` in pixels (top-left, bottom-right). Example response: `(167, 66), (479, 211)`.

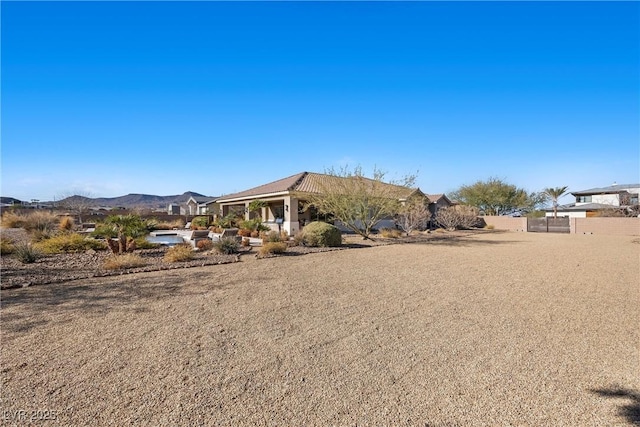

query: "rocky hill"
(1, 191), (212, 209)
(40, 191), (211, 210)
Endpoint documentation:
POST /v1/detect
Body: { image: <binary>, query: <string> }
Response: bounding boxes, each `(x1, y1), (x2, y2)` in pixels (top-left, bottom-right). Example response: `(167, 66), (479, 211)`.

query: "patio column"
(285, 196), (300, 236)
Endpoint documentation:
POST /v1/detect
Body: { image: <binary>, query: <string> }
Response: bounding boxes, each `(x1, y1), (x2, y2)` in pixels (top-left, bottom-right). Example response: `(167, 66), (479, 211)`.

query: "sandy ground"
(1, 231), (639, 426)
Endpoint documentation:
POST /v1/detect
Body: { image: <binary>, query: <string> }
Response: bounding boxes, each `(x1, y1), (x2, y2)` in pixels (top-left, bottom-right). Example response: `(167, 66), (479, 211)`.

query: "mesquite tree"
(305, 166), (418, 240)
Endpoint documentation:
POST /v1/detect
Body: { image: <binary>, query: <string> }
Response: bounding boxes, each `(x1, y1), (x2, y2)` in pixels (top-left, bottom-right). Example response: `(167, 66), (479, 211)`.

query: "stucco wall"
(571, 217), (640, 236)
(479, 216), (527, 232)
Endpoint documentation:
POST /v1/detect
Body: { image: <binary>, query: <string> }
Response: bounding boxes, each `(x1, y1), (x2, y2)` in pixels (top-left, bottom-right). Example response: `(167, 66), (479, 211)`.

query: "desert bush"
(380, 227), (402, 238)
(103, 253), (147, 270)
(1, 211), (26, 228)
(22, 211), (60, 234)
(13, 243), (40, 264)
(300, 221), (342, 247)
(134, 237), (160, 249)
(250, 230), (259, 238)
(241, 237), (251, 247)
(153, 218), (185, 230)
(435, 206), (480, 231)
(196, 239), (214, 251)
(258, 241), (287, 257)
(59, 216), (75, 231)
(34, 233), (107, 254)
(1, 238), (15, 255)
(164, 244), (195, 262)
(260, 230), (282, 243)
(191, 216), (210, 229)
(212, 237), (240, 255)
(238, 228), (252, 237)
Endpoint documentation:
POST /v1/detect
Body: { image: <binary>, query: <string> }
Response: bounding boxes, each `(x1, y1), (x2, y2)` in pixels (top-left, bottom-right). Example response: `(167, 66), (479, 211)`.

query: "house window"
(272, 205), (284, 220)
(577, 195), (592, 203)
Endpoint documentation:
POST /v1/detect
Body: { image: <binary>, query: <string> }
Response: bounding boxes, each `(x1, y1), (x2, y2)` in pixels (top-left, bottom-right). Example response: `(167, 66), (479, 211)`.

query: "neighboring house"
(545, 183), (640, 218)
(214, 171), (426, 236)
(426, 194), (453, 218)
(185, 196), (218, 216)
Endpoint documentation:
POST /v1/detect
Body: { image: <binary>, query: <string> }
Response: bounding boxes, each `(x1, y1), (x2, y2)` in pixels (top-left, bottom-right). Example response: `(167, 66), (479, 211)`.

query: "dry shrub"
(485, 224), (495, 230)
(59, 216), (75, 231)
(250, 230), (259, 238)
(380, 228), (402, 238)
(1, 211), (26, 228)
(22, 211), (60, 234)
(1, 238), (15, 254)
(164, 244), (194, 262)
(104, 253), (147, 270)
(258, 241), (287, 257)
(154, 219), (185, 230)
(241, 237), (251, 247)
(196, 239), (214, 251)
(238, 228), (252, 237)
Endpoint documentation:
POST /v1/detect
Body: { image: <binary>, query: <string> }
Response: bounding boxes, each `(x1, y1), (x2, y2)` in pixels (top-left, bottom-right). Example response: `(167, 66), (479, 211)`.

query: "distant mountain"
(1, 197), (23, 205)
(54, 191), (210, 210)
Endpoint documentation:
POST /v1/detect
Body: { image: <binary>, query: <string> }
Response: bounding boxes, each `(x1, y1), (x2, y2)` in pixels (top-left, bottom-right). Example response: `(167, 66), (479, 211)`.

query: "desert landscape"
(2, 231), (639, 426)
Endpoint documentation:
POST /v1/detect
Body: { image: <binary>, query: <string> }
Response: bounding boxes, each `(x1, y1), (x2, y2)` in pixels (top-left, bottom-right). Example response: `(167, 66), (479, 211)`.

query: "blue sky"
(2, 1), (638, 204)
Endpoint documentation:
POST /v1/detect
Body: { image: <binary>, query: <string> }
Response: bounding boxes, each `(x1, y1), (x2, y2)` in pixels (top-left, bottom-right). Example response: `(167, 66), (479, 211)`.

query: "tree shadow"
(1, 272), (220, 334)
(591, 386), (640, 425)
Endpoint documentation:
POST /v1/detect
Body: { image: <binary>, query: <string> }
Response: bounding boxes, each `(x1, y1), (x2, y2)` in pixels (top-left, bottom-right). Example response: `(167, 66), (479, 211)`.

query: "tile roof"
(216, 171), (420, 202)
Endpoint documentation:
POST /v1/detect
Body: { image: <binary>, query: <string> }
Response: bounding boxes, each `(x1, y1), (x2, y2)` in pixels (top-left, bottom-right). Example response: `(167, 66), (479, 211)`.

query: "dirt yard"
(1, 232), (639, 426)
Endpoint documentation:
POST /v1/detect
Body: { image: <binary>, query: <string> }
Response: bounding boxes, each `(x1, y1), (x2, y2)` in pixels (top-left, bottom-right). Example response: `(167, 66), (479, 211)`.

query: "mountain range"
(1, 192), (211, 210)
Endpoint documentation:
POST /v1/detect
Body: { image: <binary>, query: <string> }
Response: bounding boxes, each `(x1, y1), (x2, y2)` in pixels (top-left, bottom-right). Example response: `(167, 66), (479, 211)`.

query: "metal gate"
(527, 217), (570, 233)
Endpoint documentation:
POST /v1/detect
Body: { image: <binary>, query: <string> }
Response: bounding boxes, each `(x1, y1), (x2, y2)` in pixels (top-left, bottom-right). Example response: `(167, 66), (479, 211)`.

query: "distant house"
(426, 194), (453, 217)
(214, 171), (426, 235)
(546, 183), (640, 218)
(185, 196), (218, 216)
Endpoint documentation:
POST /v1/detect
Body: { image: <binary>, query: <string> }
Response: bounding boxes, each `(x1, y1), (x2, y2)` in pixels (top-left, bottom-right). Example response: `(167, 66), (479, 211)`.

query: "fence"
(481, 215), (639, 236)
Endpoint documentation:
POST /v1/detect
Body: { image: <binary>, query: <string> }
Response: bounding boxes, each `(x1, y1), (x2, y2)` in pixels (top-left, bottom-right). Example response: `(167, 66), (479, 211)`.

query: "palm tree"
(543, 186), (569, 219)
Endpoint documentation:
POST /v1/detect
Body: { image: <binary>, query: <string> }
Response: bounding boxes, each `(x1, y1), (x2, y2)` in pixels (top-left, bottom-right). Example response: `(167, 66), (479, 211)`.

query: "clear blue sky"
(2, 1), (638, 204)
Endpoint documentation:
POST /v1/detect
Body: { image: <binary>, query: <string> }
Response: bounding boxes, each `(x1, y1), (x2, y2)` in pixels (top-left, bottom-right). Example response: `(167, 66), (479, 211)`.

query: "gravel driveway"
(1, 232), (639, 426)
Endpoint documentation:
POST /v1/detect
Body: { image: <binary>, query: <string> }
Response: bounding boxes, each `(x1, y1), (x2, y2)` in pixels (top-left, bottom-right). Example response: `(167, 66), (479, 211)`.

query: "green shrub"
(34, 233), (107, 254)
(164, 244), (195, 262)
(13, 244), (40, 264)
(134, 237), (160, 249)
(258, 241), (287, 257)
(103, 253), (147, 270)
(300, 221), (342, 247)
(191, 216), (210, 229)
(1, 238), (15, 255)
(213, 237), (240, 254)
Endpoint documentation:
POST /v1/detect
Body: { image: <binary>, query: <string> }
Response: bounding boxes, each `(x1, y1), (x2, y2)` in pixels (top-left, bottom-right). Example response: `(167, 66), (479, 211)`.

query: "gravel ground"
(1, 232), (639, 426)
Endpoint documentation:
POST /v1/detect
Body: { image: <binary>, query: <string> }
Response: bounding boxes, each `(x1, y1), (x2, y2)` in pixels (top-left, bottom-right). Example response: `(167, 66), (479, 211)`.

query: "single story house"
(214, 171), (427, 235)
(545, 183), (639, 218)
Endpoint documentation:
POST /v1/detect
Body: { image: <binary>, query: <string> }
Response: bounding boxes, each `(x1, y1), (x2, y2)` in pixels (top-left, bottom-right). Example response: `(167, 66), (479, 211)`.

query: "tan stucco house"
(214, 171), (427, 235)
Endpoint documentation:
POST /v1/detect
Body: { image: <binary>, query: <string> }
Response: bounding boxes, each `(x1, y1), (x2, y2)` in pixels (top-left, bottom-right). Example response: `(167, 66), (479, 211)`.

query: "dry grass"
(163, 243), (195, 262)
